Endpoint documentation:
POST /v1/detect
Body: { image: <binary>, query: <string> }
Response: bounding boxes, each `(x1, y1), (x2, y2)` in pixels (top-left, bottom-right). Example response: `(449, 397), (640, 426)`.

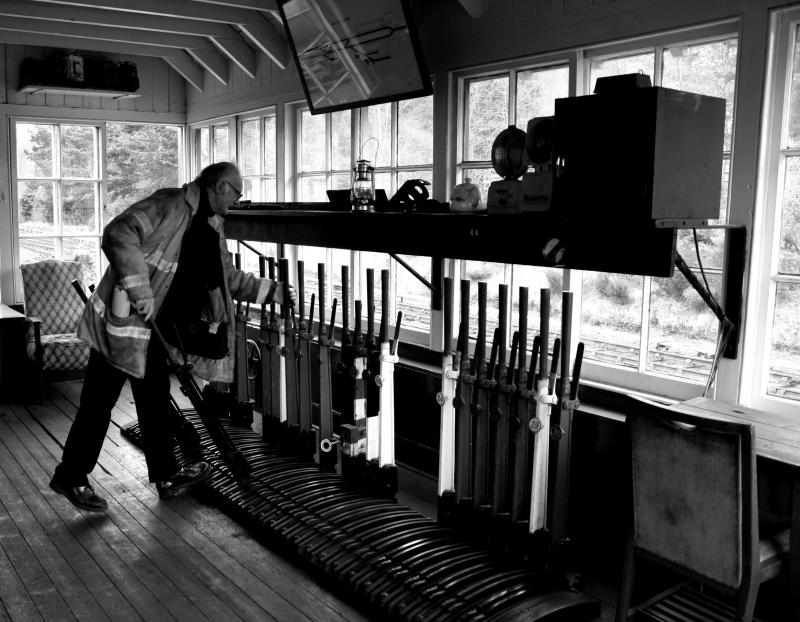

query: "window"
(239, 110), (278, 202)
(452, 25), (738, 399)
(455, 62), (569, 358)
(362, 97), (434, 196)
(743, 7), (800, 414)
(15, 122), (102, 284)
(13, 120), (182, 289)
(456, 65), (569, 200)
(292, 96), (435, 343)
(295, 107), (352, 201)
(581, 32), (737, 397)
(195, 121), (232, 171)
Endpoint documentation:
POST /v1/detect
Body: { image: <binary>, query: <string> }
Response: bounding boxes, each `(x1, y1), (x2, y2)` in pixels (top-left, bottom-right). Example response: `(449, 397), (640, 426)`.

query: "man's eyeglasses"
(224, 180), (243, 199)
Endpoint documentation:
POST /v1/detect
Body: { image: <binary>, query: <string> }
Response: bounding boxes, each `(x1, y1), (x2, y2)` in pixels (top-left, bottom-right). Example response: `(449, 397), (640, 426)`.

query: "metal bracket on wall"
(388, 253), (442, 311)
(673, 224), (746, 360)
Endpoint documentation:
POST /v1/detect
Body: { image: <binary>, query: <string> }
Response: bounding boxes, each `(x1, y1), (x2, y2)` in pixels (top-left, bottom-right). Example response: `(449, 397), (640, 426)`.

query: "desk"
(679, 397), (800, 621)
(0, 304), (26, 400)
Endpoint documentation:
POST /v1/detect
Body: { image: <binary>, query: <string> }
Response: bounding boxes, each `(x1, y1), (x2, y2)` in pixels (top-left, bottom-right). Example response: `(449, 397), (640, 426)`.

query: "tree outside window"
(15, 121), (181, 286)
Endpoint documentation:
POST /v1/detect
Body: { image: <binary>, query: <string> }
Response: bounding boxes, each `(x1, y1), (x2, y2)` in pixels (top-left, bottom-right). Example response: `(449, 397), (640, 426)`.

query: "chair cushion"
(26, 333), (91, 372)
(632, 415), (742, 588)
(20, 260), (86, 335)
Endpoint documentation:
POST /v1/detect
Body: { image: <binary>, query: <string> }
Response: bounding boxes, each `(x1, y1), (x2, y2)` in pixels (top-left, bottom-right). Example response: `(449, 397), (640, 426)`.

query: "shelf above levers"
(224, 207), (678, 277)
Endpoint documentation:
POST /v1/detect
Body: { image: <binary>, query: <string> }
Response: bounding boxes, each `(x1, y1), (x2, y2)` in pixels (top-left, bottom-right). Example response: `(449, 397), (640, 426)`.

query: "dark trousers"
(54, 339), (179, 486)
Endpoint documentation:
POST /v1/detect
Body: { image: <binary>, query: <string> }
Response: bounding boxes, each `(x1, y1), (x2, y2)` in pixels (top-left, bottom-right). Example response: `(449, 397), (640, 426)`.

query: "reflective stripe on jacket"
(78, 181), (275, 382)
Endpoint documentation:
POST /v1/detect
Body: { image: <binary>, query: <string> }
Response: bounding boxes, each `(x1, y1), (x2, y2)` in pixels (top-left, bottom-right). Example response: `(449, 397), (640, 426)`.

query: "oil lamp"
(351, 159), (375, 212)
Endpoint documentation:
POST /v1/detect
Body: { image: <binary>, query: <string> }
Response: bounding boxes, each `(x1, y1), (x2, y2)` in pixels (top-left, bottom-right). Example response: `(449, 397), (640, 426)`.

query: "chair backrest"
(20, 259), (86, 335)
(626, 395), (758, 590)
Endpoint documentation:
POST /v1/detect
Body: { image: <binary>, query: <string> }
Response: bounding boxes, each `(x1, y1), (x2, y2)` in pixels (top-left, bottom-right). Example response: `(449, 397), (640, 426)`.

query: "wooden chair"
(19, 259), (91, 401)
(615, 395), (788, 622)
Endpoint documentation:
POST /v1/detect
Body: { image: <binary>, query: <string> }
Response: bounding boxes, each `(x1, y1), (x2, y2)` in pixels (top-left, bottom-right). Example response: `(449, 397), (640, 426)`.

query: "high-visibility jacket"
(78, 181), (276, 381)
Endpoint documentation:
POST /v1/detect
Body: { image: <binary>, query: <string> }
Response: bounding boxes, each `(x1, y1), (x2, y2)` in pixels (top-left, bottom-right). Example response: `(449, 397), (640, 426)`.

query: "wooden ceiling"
(0, 0), (290, 92)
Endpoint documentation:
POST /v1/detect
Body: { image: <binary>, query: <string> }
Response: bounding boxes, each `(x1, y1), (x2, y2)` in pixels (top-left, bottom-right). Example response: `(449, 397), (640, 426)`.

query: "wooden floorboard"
(0, 385), (369, 622)
(39, 387), (362, 622)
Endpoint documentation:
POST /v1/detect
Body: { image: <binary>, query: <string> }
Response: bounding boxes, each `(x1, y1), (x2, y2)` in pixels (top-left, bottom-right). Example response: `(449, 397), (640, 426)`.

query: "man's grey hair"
(195, 162), (239, 188)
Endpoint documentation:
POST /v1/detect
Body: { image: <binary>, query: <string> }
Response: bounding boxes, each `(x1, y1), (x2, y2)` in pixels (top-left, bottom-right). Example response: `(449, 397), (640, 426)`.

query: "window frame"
(11, 118), (105, 301)
(741, 6), (800, 416)
(10, 117), (185, 304)
(237, 107), (278, 203)
(449, 22), (741, 401)
(191, 116), (235, 173)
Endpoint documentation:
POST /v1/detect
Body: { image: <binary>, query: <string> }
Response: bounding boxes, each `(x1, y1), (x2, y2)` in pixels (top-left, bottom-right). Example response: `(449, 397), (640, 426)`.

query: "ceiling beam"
(31, 0), (280, 29)
(0, 16), (230, 85)
(238, 11), (288, 70)
(189, 0), (279, 11)
(0, 0), (236, 39)
(29, 0), (288, 69)
(211, 28), (257, 79)
(163, 52), (205, 92)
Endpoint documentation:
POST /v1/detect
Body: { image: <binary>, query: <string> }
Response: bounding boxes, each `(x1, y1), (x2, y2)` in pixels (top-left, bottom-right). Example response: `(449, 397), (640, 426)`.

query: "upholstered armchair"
(19, 259), (91, 400)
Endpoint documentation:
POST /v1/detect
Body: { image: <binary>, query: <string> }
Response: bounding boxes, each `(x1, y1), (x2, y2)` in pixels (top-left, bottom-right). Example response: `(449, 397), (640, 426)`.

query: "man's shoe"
(50, 478), (108, 512)
(156, 461), (212, 500)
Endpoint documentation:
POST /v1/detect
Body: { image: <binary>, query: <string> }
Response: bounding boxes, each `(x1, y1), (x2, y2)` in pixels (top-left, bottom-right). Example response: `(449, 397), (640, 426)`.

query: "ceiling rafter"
(23, 0), (289, 77)
(0, 15), (230, 85)
(0, 29), (208, 92)
(0, 1), (258, 79)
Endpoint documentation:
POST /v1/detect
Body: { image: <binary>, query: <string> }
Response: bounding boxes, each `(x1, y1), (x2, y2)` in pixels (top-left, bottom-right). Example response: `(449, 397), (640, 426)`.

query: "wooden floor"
(0, 380), (370, 622)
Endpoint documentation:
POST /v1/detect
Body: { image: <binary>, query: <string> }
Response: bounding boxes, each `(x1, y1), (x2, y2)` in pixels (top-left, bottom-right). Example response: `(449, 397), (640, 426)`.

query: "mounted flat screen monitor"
(278, 0), (432, 114)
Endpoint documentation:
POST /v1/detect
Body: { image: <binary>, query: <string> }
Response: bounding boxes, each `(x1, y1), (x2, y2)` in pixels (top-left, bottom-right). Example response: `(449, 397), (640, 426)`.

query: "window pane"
(331, 111), (351, 171)
(398, 96), (433, 166)
(17, 123), (54, 178)
(398, 169), (433, 196)
(589, 53), (655, 91)
(213, 125), (229, 162)
(396, 254), (431, 334)
(663, 39), (738, 151)
(20, 238), (56, 264)
(581, 272), (643, 369)
(199, 127), (210, 169)
(18, 181), (55, 235)
(462, 167), (499, 205)
(264, 115), (277, 175)
(646, 273), (720, 383)
(243, 177), (262, 202)
(768, 282), (800, 401)
(364, 103), (392, 167)
(61, 125), (97, 178)
(264, 177), (277, 202)
(788, 25), (800, 147)
(63, 237), (100, 285)
(512, 265), (564, 360)
(779, 156), (800, 275)
(301, 110), (326, 171)
(374, 172), (392, 196)
(106, 124), (181, 224)
(241, 119), (260, 175)
(466, 77), (509, 161)
(516, 65), (569, 123)
(300, 175), (327, 201)
(62, 182), (97, 234)
(330, 173), (351, 191)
